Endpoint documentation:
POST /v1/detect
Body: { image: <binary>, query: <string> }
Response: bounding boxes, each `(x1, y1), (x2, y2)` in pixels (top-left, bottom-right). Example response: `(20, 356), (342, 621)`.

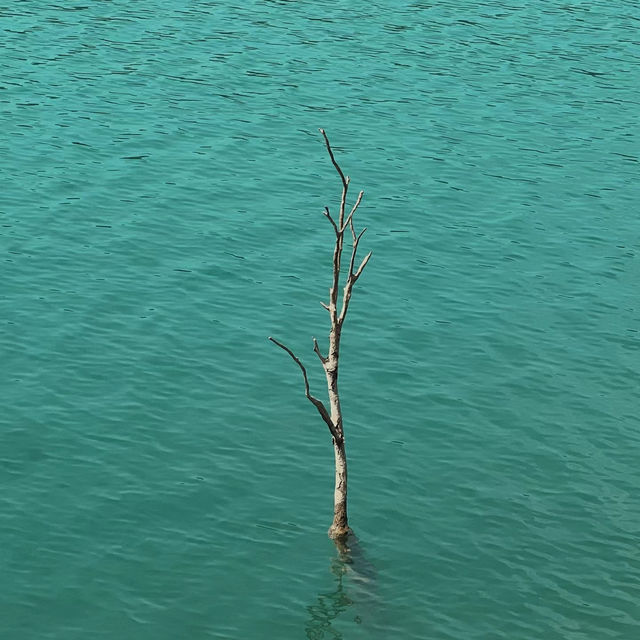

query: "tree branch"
(323, 206), (338, 236)
(339, 243), (372, 325)
(313, 337), (327, 364)
(354, 250), (372, 280)
(340, 190), (364, 234)
(346, 227), (367, 283)
(320, 129), (355, 322)
(268, 336), (340, 441)
(329, 230), (343, 323)
(319, 128), (348, 189)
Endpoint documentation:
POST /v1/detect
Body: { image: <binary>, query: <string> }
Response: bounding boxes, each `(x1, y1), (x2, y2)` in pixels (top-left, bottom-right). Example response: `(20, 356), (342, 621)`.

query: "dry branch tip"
(320, 129), (348, 188)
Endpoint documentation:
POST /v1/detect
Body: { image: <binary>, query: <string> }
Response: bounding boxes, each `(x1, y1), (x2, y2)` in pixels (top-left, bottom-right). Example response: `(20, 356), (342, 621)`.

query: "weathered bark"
(326, 338), (350, 539)
(270, 129), (371, 542)
(329, 438), (349, 539)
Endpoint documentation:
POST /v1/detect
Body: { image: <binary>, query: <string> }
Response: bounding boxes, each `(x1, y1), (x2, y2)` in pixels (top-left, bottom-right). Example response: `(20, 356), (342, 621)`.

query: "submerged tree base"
(328, 523), (352, 541)
(328, 437), (350, 541)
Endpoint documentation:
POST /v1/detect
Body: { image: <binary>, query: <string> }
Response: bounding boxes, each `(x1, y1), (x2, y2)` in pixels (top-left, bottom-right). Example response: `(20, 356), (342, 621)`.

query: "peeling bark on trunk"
(270, 129), (371, 542)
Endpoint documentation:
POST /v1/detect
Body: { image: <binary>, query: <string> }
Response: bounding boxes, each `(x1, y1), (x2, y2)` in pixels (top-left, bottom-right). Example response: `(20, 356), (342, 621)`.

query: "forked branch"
(268, 336), (340, 442)
(319, 131), (372, 324)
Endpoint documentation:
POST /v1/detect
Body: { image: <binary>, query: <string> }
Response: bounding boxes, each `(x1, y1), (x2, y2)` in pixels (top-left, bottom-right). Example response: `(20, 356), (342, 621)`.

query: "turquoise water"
(2, 1), (639, 638)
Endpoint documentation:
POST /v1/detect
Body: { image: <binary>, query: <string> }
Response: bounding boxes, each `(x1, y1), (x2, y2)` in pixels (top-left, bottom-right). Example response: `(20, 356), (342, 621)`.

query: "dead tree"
(269, 129), (371, 541)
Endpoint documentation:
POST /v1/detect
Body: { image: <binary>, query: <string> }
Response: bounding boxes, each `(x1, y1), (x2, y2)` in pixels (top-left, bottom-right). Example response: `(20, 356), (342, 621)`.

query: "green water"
(2, 1), (639, 638)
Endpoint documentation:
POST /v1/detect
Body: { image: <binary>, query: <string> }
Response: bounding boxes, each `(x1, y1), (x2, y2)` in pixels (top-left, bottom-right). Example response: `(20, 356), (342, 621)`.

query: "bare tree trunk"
(326, 346), (349, 539)
(330, 438), (349, 539)
(270, 129), (371, 542)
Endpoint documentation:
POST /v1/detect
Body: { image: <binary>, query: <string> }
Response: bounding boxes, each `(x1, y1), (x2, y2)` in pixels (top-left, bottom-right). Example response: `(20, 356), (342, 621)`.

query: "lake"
(2, 1), (639, 638)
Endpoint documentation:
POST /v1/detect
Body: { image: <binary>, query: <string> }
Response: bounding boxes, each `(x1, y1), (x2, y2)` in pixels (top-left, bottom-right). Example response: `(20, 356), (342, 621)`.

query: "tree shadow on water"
(304, 535), (379, 640)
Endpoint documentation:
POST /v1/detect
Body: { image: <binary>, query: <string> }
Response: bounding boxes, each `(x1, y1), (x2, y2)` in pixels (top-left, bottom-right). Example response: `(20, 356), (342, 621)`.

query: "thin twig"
(323, 206), (338, 236)
(346, 227), (367, 282)
(319, 129), (347, 188)
(339, 245), (372, 324)
(337, 177), (350, 230)
(329, 219), (344, 323)
(313, 337), (327, 364)
(340, 190), (364, 234)
(354, 250), (372, 280)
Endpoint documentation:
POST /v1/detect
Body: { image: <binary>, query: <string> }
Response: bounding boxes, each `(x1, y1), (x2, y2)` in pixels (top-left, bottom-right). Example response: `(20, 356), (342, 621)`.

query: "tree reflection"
(304, 535), (375, 639)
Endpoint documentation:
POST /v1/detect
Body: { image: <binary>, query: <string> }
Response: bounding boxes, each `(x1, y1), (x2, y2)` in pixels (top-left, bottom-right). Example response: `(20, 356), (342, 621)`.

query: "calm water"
(2, 1), (639, 638)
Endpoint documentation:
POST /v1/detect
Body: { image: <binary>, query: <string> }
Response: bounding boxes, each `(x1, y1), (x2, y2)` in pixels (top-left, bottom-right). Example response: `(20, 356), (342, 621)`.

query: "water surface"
(2, 1), (639, 638)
